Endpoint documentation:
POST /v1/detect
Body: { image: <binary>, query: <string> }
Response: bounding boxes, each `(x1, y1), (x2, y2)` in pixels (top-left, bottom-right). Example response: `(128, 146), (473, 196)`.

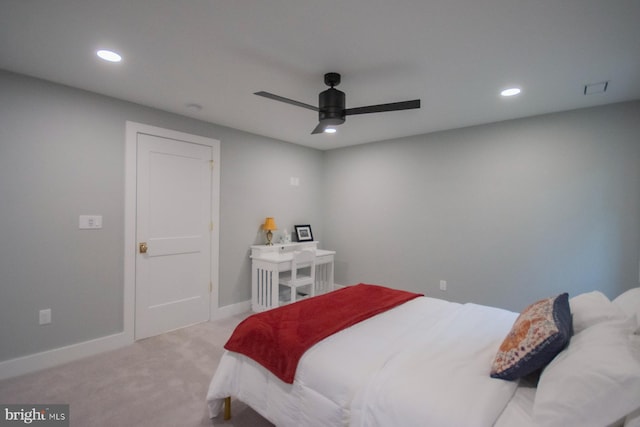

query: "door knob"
(139, 242), (148, 254)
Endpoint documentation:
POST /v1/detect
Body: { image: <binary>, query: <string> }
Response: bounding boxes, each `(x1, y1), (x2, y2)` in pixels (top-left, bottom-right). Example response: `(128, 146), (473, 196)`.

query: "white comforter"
(207, 296), (519, 427)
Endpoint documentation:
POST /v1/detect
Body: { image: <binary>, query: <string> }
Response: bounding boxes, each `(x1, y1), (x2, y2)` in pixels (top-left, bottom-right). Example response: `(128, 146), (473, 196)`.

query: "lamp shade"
(262, 217), (277, 231)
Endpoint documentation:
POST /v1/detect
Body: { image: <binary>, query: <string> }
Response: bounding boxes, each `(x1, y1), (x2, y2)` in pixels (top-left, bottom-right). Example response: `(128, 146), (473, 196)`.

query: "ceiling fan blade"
(254, 91), (318, 112)
(311, 122), (327, 134)
(344, 99), (420, 116)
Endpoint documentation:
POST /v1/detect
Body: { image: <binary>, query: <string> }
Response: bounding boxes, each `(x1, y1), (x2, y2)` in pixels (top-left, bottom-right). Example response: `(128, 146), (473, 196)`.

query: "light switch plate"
(79, 215), (103, 229)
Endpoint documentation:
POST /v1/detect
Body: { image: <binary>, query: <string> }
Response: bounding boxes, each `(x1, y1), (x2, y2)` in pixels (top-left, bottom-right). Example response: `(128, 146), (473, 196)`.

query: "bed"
(206, 284), (640, 427)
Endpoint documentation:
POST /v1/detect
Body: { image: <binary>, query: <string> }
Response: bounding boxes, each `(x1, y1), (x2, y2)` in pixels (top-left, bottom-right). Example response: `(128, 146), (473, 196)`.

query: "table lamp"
(262, 217), (277, 245)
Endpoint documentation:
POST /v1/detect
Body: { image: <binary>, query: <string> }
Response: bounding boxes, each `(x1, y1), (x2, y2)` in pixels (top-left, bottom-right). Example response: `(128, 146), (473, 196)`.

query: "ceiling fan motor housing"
(254, 71), (420, 134)
(318, 87), (346, 125)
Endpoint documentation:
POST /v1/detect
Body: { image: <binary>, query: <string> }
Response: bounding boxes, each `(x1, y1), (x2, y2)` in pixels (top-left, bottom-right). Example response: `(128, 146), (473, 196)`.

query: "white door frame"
(124, 121), (220, 342)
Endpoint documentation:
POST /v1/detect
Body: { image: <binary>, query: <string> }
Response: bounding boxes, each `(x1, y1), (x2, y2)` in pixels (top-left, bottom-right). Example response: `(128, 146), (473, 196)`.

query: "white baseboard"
(0, 332), (132, 381)
(210, 290), (346, 320)
(211, 299), (251, 320)
(0, 298), (306, 380)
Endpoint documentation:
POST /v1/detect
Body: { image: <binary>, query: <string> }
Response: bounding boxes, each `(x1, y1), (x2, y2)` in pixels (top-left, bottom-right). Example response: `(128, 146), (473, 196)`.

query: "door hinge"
(209, 281), (213, 293)
(210, 221), (214, 231)
(209, 160), (214, 169)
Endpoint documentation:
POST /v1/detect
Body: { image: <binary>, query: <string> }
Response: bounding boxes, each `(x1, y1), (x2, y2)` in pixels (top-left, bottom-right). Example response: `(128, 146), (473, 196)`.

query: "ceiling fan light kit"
(255, 72), (420, 135)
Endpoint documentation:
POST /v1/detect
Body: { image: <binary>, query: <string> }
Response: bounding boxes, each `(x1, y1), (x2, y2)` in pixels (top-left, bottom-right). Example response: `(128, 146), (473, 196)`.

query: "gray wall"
(0, 70), (324, 361)
(324, 101), (640, 311)
(2, 68), (638, 363)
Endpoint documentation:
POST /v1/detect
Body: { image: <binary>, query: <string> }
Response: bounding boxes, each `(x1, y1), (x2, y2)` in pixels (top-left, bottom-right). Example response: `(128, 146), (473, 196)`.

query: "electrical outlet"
(439, 280), (447, 291)
(39, 309), (51, 325)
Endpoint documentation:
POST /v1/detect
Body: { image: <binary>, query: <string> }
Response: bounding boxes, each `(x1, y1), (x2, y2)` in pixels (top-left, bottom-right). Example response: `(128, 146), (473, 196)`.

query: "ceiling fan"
(254, 72), (421, 134)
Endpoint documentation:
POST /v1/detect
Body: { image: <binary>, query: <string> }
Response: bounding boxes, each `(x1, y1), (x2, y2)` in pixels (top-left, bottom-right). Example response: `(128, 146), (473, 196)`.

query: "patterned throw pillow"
(490, 293), (572, 381)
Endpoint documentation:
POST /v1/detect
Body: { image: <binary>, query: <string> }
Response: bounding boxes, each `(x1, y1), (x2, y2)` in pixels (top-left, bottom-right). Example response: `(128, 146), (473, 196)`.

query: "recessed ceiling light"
(96, 49), (122, 63)
(324, 128), (337, 134)
(500, 87), (521, 97)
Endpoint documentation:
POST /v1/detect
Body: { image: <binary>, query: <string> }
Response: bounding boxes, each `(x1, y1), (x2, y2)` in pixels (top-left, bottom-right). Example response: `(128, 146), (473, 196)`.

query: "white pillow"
(613, 287), (640, 320)
(570, 291), (625, 334)
(533, 318), (640, 427)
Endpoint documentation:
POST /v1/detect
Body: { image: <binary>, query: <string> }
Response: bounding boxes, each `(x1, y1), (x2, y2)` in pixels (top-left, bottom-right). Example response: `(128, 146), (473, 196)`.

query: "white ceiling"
(1, 0), (639, 150)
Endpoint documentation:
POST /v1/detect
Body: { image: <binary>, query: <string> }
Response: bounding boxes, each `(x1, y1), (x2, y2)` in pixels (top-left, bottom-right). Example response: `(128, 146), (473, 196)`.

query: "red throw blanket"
(224, 283), (422, 383)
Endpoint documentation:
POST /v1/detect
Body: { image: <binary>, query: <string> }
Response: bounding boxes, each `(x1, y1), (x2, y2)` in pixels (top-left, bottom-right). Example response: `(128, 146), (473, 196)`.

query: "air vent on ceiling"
(584, 81), (609, 95)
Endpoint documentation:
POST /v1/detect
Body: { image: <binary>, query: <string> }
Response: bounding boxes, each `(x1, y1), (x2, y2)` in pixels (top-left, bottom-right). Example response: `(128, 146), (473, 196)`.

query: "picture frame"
(294, 225), (314, 242)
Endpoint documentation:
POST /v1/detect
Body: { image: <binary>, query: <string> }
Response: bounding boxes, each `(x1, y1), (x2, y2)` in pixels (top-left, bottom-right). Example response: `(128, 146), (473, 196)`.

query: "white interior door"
(135, 133), (212, 340)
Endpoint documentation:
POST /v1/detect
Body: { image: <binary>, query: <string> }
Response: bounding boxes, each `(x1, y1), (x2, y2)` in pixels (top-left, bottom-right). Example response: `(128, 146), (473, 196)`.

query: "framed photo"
(294, 225), (314, 242)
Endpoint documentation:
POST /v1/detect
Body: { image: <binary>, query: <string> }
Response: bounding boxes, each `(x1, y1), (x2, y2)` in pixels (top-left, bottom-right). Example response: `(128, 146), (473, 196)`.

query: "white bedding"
(493, 379), (537, 427)
(207, 296), (521, 427)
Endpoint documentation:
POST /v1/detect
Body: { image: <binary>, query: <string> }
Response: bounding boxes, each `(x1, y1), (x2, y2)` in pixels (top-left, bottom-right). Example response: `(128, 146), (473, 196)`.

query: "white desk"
(250, 241), (335, 312)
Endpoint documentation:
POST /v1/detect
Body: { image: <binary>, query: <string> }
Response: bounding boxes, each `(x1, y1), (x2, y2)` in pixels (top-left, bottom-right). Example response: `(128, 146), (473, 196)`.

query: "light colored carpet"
(0, 314), (274, 427)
